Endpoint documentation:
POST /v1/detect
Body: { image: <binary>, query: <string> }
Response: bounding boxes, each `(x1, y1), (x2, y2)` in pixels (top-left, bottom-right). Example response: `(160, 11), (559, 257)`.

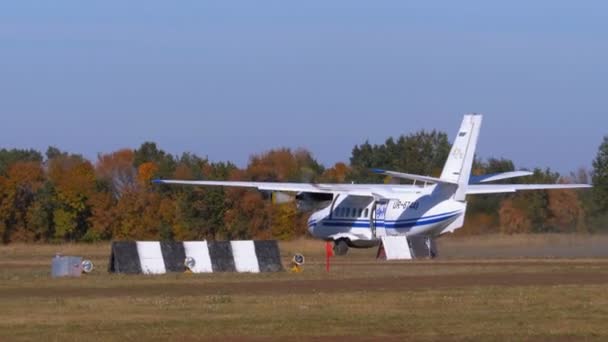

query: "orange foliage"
(547, 189), (587, 233)
(247, 148), (316, 182)
(96, 149), (137, 197)
(458, 213), (497, 235)
(7, 161), (44, 187)
(0, 162), (45, 241)
(322, 162), (350, 183)
(173, 163), (193, 180)
(499, 198), (532, 234)
(137, 162), (159, 186)
(88, 191), (117, 240)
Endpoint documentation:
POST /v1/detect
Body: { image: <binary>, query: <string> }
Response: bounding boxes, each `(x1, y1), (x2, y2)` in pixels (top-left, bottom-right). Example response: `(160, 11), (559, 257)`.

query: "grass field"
(2, 234), (608, 341)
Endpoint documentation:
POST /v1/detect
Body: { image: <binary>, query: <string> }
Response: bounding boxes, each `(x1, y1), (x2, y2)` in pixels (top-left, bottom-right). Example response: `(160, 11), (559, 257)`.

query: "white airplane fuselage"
(307, 184), (466, 247)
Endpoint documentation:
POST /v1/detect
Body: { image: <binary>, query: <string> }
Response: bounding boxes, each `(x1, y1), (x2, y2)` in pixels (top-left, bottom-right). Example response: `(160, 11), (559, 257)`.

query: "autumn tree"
(459, 157), (516, 235)
(133, 142), (176, 178)
(247, 148), (323, 182)
(321, 162), (351, 183)
(96, 149), (138, 199)
(241, 148), (324, 239)
(547, 185), (587, 233)
(92, 148), (174, 240)
(0, 148), (42, 176)
(496, 168), (588, 234)
(0, 161), (45, 242)
(47, 151), (96, 241)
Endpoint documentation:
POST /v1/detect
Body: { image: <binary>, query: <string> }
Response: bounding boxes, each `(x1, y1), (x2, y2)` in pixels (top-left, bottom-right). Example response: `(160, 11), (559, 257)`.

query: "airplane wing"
(467, 183), (592, 195)
(152, 179), (411, 199)
(371, 169), (457, 184)
(154, 179), (591, 197)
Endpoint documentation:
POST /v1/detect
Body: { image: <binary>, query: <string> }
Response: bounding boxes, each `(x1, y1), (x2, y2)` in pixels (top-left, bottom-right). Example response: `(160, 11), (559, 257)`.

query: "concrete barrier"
(109, 240), (284, 274)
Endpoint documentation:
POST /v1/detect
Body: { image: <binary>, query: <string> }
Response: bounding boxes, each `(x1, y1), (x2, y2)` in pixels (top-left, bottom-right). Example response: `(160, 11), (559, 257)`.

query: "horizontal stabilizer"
(371, 169), (457, 185)
(469, 170), (534, 184)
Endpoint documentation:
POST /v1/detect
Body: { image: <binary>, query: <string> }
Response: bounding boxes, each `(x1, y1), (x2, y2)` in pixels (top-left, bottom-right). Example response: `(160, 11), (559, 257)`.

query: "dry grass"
(1, 235), (608, 341)
(439, 233), (608, 258)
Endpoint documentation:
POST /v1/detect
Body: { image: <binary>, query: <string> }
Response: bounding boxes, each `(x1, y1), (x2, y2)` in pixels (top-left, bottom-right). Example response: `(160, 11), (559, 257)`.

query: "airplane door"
(371, 201), (388, 238)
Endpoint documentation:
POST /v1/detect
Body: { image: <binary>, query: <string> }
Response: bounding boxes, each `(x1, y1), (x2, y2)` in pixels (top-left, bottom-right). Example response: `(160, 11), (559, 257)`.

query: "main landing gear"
(333, 239), (349, 256)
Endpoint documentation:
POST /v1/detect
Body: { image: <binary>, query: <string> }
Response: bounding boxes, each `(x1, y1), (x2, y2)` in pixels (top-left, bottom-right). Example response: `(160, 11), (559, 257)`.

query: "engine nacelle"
(271, 191), (295, 204)
(295, 192), (333, 211)
(268, 191), (333, 212)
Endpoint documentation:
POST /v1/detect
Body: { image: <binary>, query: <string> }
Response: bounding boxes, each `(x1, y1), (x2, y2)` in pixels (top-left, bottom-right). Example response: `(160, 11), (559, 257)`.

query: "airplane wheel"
(333, 239), (349, 256)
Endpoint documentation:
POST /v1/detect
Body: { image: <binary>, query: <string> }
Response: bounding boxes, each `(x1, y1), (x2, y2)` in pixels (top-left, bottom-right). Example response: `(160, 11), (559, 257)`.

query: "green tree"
(26, 181), (56, 241)
(0, 149), (42, 176)
(133, 142), (176, 178)
(350, 130), (450, 182)
(591, 136), (608, 230)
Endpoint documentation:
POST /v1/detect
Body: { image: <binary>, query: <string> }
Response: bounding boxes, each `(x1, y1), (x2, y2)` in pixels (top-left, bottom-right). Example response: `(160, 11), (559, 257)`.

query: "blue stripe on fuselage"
(325, 210), (461, 224)
(313, 211), (461, 229)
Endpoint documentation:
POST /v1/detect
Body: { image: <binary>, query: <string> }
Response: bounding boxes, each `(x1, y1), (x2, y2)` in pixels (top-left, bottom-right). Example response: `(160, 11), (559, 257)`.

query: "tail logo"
(451, 147), (464, 159)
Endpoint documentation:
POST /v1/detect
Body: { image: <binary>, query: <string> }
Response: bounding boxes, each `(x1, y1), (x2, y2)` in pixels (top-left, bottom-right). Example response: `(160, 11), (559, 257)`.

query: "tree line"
(1, 132), (607, 243)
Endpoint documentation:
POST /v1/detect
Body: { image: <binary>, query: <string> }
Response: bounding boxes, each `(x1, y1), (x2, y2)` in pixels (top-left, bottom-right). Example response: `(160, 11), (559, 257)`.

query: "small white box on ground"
(51, 255), (83, 277)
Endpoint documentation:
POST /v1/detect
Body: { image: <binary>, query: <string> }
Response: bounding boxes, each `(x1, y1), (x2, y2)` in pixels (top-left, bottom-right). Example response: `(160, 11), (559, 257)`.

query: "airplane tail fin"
(440, 114), (483, 201)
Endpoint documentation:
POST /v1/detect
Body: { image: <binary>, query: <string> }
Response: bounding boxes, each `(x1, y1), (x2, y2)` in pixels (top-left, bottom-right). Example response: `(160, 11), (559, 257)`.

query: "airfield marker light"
(185, 256), (196, 273)
(290, 253), (305, 272)
(81, 259), (94, 274)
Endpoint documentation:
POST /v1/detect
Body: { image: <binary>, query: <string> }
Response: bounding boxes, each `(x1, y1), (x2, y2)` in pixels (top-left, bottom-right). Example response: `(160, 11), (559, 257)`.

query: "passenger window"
(358, 209), (363, 217)
(364, 208), (369, 217)
(352, 209), (357, 218)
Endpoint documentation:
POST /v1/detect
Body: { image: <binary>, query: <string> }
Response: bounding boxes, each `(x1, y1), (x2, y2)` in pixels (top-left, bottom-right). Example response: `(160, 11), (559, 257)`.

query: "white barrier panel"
(136, 241), (167, 274)
(183, 241), (213, 273)
(381, 236), (413, 260)
(230, 240), (260, 273)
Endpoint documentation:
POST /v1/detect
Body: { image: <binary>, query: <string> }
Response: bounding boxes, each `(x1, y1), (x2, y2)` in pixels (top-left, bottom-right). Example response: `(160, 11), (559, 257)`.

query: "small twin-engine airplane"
(154, 114), (591, 255)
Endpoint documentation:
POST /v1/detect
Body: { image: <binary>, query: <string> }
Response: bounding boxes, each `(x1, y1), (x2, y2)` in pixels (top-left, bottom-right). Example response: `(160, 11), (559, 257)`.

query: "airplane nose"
(307, 219), (317, 236)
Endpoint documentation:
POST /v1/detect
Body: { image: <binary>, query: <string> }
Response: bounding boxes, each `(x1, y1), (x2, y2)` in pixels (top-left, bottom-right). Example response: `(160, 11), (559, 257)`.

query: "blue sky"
(1, 1), (606, 174)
